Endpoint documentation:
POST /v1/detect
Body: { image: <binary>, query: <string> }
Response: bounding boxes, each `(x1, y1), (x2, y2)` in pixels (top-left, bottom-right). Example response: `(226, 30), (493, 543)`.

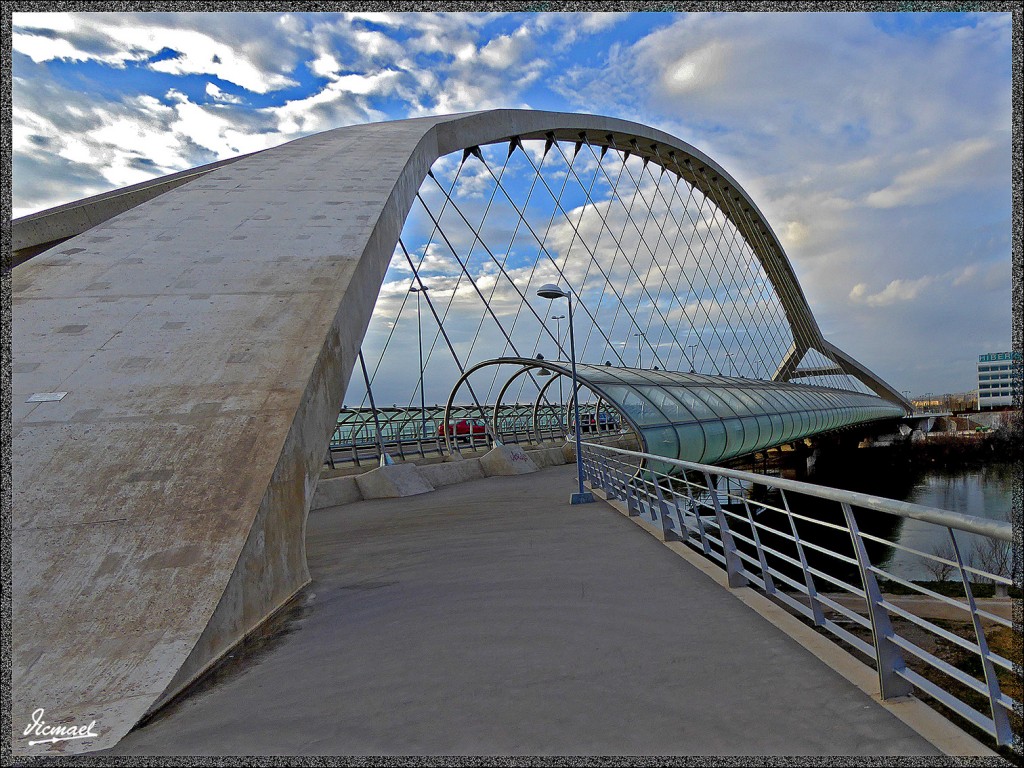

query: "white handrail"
(582, 442), (1013, 541)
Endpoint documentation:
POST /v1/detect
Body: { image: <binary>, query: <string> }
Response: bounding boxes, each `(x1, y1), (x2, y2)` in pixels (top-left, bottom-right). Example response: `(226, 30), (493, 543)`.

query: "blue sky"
(11, 10), (1013, 399)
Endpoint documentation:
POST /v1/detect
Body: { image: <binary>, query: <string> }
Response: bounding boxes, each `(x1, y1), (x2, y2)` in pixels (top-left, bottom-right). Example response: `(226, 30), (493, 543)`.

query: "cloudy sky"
(11, 10), (1013, 399)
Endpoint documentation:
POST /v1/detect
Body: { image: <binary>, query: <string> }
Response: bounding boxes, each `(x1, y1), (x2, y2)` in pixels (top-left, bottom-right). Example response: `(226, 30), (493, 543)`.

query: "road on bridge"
(107, 464), (947, 756)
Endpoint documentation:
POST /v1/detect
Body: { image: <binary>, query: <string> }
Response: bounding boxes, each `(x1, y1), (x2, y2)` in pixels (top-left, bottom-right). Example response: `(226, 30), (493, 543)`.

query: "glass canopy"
(454, 360), (906, 468)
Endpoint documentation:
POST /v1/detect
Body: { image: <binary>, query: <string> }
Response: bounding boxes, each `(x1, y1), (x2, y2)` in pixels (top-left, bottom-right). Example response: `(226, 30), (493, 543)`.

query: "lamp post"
(538, 283), (593, 505)
(551, 314), (566, 415)
(634, 331), (645, 369)
(725, 352), (735, 377)
(687, 344), (697, 373)
(409, 285), (429, 439)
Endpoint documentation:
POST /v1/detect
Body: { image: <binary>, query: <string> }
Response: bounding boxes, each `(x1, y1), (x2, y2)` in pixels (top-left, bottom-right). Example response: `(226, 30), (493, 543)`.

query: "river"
(801, 457), (1016, 583)
(880, 462), (1015, 581)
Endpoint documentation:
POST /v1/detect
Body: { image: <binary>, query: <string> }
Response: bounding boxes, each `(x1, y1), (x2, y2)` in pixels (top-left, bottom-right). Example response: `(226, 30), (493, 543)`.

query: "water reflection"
(741, 485), (904, 587)
(883, 464), (1014, 581)
(798, 460), (1014, 583)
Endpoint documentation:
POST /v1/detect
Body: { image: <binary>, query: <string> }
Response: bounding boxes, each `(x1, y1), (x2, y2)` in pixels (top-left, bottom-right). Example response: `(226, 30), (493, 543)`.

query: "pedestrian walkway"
(109, 464), (941, 756)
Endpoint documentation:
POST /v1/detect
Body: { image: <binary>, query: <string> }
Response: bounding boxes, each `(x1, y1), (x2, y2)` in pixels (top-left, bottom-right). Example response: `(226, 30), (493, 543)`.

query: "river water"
(879, 463), (1015, 581)
(796, 459), (1016, 583)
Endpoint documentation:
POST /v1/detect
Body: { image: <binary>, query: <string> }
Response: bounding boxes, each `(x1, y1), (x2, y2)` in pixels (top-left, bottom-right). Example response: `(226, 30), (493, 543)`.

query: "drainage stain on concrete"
(131, 589), (315, 731)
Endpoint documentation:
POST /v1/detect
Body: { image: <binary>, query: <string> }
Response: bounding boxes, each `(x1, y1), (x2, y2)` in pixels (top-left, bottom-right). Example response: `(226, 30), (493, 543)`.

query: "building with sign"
(977, 351), (1020, 410)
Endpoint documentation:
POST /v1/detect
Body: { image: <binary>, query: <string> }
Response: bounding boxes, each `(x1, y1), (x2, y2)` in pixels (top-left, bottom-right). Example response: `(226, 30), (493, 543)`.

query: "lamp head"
(537, 284), (567, 300)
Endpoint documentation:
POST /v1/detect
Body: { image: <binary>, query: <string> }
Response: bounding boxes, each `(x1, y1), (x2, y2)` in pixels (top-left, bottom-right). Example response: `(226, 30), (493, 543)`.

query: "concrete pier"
(107, 465), (946, 756)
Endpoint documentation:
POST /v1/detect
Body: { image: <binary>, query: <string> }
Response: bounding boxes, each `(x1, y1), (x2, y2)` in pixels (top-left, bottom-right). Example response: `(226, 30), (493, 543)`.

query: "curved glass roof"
(567, 364), (904, 466)
(462, 360), (905, 469)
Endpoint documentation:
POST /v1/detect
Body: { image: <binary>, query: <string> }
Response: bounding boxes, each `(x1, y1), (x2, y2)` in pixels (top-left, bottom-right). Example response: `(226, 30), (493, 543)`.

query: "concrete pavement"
(107, 464), (942, 756)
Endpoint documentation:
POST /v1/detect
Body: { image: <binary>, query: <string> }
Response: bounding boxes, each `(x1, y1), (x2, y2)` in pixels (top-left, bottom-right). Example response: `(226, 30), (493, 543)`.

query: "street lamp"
(634, 331), (646, 369)
(551, 315), (565, 357)
(409, 284), (430, 439)
(725, 352), (736, 377)
(551, 314), (566, 413)
(537, 283), (593, 505)
(687, 344), (697, 373)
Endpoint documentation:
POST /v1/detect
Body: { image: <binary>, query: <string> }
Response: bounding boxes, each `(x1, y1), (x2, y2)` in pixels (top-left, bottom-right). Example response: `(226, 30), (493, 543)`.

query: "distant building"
(911, 397), (944, 412)
(977, 351), (1020, 410)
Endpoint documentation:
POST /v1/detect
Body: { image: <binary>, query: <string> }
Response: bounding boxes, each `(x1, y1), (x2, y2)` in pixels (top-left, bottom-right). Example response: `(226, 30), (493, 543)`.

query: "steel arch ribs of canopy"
(447, 357), (905, 472)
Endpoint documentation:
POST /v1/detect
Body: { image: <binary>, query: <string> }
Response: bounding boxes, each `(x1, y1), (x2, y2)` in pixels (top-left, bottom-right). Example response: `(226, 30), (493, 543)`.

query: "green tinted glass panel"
(675, 422), (706, 461)
(598, 384), (665, 427)
(716, 389), (755, 419)
(690, 388), (740, 419)
(739, 416), (763, 453)
(755, 415), (775, 444)
(723, 416), (746, 457)
(634, 385), (695, 424)
(670, 387), (718, 419)
(644, 424), (680, 458)
(701, 420), (727, 462)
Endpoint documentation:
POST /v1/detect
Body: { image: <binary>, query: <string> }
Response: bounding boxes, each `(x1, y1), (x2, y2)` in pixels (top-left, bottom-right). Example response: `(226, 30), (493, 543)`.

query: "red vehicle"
(438, 418), (488, 441)
(578, 413), (621, 433)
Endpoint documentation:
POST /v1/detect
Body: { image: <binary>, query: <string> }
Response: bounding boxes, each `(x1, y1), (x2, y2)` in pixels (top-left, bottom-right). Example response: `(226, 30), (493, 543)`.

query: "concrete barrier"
(479, 444), (539, 476)
(309, 438), (635, 511)
(312, 452), (555, 511)
(525, 445), (570, 468)
(355, 463), (435, 499)
(419, 457), (486, 488)
(310, 475), (363, 509)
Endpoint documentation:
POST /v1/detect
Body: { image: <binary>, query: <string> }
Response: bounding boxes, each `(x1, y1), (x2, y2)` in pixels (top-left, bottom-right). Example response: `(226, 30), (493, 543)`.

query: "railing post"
(742, 499), (775, 595)
(669, 492), (691, 544)
(841, 502), (913, 699)
(587, 447), (603, 490)
(598, 452), (613, 494)
(948, 528), (1013, 745)
(625, 476), (641, 517)
(683, 474), (712, 555)
(612, 459), (629, 502)
(638, 473), (657, 524)
(578, 445), (592, 482)
(654, 476), (683, 542)
(704, 472), (748, 588)
(780, 489), (825, 626)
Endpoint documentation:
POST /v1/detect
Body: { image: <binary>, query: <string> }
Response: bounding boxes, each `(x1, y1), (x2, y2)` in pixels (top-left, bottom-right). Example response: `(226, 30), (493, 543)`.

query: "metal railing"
(325, 404), (626, 467)
(579, 442), (1016, 746)
(325, 405), (570, 467)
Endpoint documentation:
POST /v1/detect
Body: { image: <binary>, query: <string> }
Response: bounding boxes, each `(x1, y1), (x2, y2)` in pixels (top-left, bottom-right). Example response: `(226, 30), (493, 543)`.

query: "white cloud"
(14, 12), (300, 93)
(205, 82), (244, 104)
(864, 136), (1003, 208)
(12, 31), (94, 63)
(849, 276), (935, 307)
(309, 52), (340, 78)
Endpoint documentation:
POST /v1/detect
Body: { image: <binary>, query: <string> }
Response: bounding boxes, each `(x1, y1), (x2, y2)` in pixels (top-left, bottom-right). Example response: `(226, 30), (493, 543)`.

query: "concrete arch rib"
(11, 110), (897, 756)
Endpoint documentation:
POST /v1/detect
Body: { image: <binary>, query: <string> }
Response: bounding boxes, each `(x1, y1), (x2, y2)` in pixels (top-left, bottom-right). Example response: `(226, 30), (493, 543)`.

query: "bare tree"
(970, 537), (1014, 597)
(923, 539), (957, 582)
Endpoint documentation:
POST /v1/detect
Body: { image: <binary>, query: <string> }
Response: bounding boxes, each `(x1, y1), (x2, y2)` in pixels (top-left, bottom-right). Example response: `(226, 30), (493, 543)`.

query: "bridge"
(10, 110), (1013, 755)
